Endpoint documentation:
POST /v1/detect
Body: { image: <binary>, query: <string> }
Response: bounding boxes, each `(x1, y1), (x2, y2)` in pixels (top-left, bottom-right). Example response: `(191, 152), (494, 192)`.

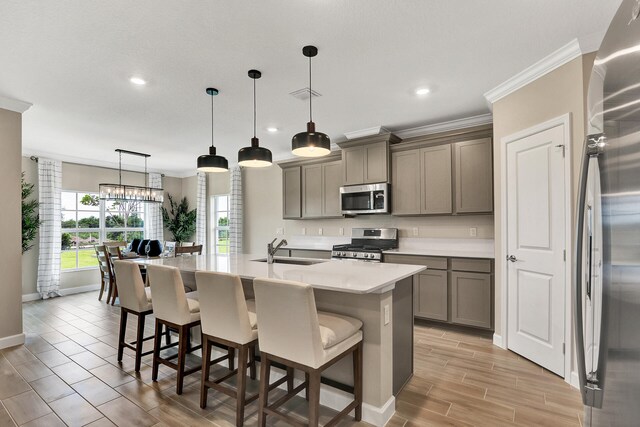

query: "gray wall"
(0, 108), (24, 344)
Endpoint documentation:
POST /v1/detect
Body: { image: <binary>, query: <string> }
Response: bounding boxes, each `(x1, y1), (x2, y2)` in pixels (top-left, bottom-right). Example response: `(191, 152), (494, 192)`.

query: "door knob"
(506, 255), (518, 262)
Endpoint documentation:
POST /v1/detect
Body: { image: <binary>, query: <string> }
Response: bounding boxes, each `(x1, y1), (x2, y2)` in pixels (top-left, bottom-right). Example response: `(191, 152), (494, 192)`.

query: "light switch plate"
(413, 227), (419, 237)
(384, 305), (390, 325)
(302, 227), (306, 235)
(276, 227), (284, 235)
(318, 228), (323, 235)
(469, 227), (477, 237)
(339, 227), (344, 236)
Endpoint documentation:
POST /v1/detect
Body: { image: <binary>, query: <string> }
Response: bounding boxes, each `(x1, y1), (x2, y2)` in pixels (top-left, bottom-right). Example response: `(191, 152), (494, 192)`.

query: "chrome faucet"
(267, 238), (288, 264)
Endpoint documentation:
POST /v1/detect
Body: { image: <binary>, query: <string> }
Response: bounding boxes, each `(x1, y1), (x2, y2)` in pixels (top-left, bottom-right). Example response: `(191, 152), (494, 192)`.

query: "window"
(61, 192), (100, 270)
(60, 191), (145, 271)
(211, 195), (230, 254)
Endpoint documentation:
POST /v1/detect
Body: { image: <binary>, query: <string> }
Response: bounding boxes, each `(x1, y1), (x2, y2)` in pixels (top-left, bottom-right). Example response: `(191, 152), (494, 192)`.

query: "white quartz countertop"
(282, 237), (495, 259)
(133, 254), (425, 294)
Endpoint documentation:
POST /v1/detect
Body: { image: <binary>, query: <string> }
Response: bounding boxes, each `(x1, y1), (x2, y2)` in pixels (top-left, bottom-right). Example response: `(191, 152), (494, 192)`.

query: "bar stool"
(147, 264), (202, 394)
(112, 260), (156, 372)
(253, 278), (363, 427)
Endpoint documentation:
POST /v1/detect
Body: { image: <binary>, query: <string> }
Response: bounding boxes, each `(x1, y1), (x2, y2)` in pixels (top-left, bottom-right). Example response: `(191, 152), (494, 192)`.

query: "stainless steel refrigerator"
(575, 0), (640, 425)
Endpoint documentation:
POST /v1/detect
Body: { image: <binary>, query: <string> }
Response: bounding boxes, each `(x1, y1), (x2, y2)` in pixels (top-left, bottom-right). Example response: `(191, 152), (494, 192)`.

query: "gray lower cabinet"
(453, 138), (493, 213)
(282, 166), (301, 219)
(415, 270), (448, 321)
(450, 271), (492, 328)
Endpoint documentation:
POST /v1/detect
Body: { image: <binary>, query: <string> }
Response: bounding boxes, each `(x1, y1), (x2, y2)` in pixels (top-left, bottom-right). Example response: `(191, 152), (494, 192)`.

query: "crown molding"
(394, 113), (493, 140)
(484, 39), (583, 107)
(0, 95), (32, 113)
(344, 126), (389, 140)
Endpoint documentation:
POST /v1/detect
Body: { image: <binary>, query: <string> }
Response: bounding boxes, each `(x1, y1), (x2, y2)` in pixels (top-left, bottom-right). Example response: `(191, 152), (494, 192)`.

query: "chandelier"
(99, 149), (164, 203)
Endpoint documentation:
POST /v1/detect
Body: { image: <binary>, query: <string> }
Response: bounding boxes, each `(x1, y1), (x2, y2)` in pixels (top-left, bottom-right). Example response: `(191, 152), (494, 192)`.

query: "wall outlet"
(384, 304), (390, 325)
(276, 227), (284, 235)
(412, 227), (419, 237)
(339, 227), (344, 236)
(469, 227), (477, 237)
(302, 227), (306, 235)
(318, 228), (323, 236)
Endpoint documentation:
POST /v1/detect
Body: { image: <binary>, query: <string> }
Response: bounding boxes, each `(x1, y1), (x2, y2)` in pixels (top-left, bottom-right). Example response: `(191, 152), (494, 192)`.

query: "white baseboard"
(570, 371), (580, 389)
(22, 284), (101, 302)
(0, 333), (25, 350)
(493, 333), (505, 349)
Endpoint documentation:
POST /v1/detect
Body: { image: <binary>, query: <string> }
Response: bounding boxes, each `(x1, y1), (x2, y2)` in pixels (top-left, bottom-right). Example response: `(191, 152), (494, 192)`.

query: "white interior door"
(506, 124), (566, 376)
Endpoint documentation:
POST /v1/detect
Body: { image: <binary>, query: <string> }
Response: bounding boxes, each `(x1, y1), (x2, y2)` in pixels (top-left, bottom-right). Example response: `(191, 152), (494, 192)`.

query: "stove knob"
(364, 253), (370, 258)
(352, 252), (358, 257)
(341, 252), (346, 256)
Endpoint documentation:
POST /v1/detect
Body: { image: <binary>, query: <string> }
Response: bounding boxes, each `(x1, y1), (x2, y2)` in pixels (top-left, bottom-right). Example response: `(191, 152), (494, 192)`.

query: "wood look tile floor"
(0, 291), (582, 426)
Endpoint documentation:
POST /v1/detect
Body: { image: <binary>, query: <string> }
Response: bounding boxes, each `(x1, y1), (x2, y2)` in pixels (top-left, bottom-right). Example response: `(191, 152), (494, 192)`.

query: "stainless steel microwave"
(340, 183), (389, 215)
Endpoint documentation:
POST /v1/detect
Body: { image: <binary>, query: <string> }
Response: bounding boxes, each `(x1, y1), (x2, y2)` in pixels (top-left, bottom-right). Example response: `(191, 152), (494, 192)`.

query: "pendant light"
(291, 45), (330, 157)
(238, 69), (272, 167)
(197, 88), (229, 172)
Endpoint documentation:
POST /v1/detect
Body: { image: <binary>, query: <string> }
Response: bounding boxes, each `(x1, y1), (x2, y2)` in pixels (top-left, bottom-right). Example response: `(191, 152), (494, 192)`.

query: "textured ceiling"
(0, 0), (621, 176)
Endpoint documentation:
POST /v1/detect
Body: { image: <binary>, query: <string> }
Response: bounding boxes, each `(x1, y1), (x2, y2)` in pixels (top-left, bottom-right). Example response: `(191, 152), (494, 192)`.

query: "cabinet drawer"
(450, 258), (492, 273)
(289, 249), (331, 259)
(384, 254), (447, 270)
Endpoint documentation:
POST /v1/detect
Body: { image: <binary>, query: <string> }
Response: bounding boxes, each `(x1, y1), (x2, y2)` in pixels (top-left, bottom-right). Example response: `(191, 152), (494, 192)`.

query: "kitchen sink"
(252, 258), (327, 266)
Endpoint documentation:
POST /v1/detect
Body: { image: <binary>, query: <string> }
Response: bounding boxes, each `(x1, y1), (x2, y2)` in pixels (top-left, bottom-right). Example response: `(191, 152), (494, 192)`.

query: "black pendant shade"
(292, 45), (331, 157)
(197, 87), (229, 173)
(238, 69), (273, 168)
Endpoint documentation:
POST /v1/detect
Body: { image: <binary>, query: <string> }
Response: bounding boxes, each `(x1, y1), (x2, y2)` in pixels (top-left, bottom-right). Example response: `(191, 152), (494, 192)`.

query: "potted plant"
(161, 194), (197, 244)
(22, 173), (40, 253)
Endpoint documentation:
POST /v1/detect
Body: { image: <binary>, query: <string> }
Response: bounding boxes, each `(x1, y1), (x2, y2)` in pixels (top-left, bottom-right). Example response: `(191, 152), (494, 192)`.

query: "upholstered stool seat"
(196, 272), (293, 427)
(254, 278), (363, 427)
(148, 264), (202, 395)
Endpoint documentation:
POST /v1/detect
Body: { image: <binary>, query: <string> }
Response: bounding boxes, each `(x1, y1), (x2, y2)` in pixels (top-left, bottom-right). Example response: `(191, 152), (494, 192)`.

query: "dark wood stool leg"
(186, 326), (192, 353)
(286, 366), (294, 392)
(110, 283), (118, 305)
(354, 341), (363, 421)
(305, 372), (310, 401)
(117, 309), (128, 362)
(308, 369), (321, 427)
(200, 335), (211, 409)
(164, 326), (171, 345)
(228, 347), (235, 371)
(134, 312), (146, 372)
(176, 325), (188, 394)
(151, 319), (163, 381)
(236, 345), (248, 427)
(258, 353), (271, 427)
(249, 344), (256, 380)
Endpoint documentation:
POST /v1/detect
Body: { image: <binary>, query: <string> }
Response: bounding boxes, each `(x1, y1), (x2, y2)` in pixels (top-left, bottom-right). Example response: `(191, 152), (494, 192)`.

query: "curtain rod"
(28, 156), (165, 177)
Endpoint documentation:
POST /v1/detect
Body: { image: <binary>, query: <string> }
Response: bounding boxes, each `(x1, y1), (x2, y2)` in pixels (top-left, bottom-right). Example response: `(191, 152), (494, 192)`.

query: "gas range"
(331, 228), (398, 262)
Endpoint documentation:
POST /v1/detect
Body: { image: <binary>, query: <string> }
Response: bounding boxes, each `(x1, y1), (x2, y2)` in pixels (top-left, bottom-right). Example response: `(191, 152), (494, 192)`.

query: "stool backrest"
(196, 271), (254, 344)
(113, 260), (148, 312)
(147, 264), (192, 325)
(175, 245), (202, 256)
(253, 278), (323, 367)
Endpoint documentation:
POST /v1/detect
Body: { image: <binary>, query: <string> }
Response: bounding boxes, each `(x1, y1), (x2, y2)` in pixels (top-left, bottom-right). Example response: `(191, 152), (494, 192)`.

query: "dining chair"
(105, 246), (124, 305)
(181, 241), (195, 246)
(175, 244), (203, 256)
(95, 245), (112, 302)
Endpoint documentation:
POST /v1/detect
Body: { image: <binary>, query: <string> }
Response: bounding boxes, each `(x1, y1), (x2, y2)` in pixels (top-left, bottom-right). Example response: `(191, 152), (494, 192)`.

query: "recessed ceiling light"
(266, 127), (279, 133)
(415, 88), (430, 96)
(130, 77), (147, 85)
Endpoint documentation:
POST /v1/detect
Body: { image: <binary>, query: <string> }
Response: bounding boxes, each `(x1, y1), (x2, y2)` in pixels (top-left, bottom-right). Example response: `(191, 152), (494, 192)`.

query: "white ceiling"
(0, 0), (621, 177)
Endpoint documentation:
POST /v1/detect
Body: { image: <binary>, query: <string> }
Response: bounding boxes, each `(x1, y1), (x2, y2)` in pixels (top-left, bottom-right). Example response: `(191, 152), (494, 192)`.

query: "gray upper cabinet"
(302, 160), (343, 218)
(421, 144), (452, 214)
(453, 138), (493, 213)
(322, 160), (343, 217)
(342, 141), (389, 185)
(391, 150), (421, 215)
(282, 166), (301, 219)
(302, 164), (323, 218)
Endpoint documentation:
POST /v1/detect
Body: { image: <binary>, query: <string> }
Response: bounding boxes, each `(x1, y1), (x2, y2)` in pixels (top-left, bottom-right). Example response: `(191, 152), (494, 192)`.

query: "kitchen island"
(134, 254), (425, 426)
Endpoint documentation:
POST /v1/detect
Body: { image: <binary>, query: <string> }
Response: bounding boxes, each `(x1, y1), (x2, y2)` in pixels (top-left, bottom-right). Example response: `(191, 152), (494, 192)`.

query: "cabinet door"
(454, 138), (493, 213)
(421, 144), (452, 214)
(365, 141), (389, 183)
(450, 271), (492, 328)
(342, 147), (365, 185)
(391, 150), (421, 215)
(414, 270), (448, 321)
(322, 160), (343, 217)
(282, 167), (301, 219)
(302, 164), (323, 218)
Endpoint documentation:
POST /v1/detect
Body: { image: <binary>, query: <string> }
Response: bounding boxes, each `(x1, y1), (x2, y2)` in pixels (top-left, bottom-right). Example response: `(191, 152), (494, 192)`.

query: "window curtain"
(229, 166), (243, 254)
(36, 158), (62, 299)
(144, 173), (164, 241)
(196, 172), (207, 255)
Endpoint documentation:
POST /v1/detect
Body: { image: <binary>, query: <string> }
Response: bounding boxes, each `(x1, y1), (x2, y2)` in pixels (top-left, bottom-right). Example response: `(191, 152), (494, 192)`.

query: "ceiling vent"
(289, 87), (322, 101)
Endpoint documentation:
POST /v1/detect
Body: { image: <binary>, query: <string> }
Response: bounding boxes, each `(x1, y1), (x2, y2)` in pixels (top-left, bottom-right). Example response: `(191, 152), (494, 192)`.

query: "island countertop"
(133, 253), (426, 294)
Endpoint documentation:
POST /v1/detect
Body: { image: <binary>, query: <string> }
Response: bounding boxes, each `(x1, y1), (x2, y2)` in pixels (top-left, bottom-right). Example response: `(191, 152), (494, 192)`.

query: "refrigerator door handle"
(574, 136), (604, 409)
